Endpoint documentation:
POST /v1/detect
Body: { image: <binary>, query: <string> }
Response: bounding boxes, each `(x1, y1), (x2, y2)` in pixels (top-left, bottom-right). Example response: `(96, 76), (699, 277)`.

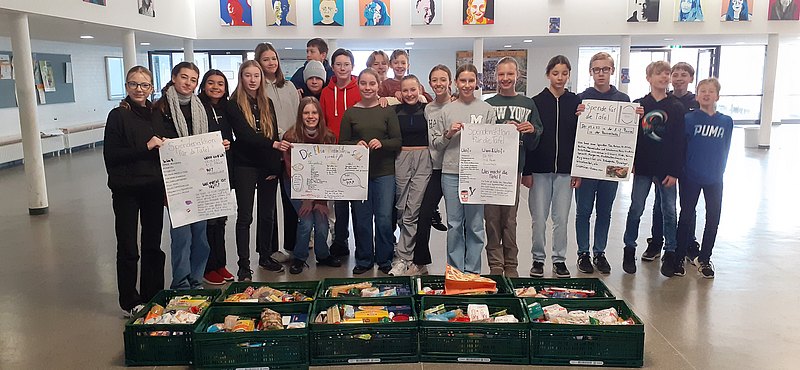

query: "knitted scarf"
(165, 85), (208, 138)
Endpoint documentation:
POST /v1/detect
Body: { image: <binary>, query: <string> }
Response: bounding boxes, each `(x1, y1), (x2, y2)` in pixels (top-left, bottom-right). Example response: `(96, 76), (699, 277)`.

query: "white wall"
(0, 37), (147, 137)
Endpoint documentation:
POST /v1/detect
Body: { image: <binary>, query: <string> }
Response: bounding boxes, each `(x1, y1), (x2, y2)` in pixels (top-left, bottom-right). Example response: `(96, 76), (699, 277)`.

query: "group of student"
(104, 37), (732, 317)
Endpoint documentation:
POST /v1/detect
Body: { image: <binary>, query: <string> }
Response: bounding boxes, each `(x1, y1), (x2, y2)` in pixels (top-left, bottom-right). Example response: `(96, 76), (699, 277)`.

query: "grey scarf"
(165, 85), (208, 138)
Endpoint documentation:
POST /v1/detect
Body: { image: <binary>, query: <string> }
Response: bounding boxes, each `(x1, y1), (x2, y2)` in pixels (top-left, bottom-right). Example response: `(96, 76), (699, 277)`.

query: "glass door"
(628, 49), (670, 100)
(210, 54), (245, 92)
(149, 52), (172, 99)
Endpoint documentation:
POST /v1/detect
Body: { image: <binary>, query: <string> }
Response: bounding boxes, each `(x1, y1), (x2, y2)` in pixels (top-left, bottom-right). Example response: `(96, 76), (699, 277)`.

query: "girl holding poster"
(522, 55), (582, 279)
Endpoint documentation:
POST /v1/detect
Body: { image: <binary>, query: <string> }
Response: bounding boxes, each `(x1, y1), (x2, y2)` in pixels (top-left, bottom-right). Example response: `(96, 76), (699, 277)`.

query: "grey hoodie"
(431, 98), (497, 174)
(265, 78), (300, 138)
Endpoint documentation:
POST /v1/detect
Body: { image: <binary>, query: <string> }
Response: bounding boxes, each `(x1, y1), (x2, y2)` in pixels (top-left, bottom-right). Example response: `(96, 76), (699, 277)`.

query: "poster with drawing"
(290, 144), (369, 200)
(627, 0), (660, 22)
(39, 61), (56, 92)
(411, 0), (442, 25)
(220, 0), (252, 26)
(313, 0), (344, 26)
(768, 0), (799, 20)
(676, 0), (705, 21)
(267, 0), (296, 26)
(571, 99), (641, 181)
(360, 0), (391, 26)
(456, 50), (527, 95)
(458, 124), (519, 206)
(463, 0), (494, 24)
(160, 132), (235, 228)
(138, 0), (155, 17)
(721, 0), (753, 21)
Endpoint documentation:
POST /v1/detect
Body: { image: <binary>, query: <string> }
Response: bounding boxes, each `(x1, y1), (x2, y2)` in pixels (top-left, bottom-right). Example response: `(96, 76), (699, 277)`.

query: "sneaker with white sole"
(388, 260), (409, 276)
(123, 304), (146, 319)
(406, 263), (429, 276)
(271, 251), (291, 263)
(698, 259), (715, 279)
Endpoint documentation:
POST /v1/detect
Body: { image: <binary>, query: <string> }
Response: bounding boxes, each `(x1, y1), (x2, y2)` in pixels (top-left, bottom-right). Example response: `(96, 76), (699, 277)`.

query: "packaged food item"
(224, 285), (312, 302)
(444, 265), (498, 295)
(514, 287), (538, 297)
(143, 304), (164, 324)
(467, 304), (490, 322)
(527, 302), (544, 320)
(536, 287), (596, 299)
(494, 314), (519, 323)
(588, 308), (620, 325)
(224, 315), (239, 330)
(233, 319), (255, 332)
(542, 304), (568, 321)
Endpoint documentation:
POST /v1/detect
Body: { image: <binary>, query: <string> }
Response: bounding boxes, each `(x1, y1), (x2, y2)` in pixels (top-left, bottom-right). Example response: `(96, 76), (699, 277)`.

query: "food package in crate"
(443, 265), (497, 295)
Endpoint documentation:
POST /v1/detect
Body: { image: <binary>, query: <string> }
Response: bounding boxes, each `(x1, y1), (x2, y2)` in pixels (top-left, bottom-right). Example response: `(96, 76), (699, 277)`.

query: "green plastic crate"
(215, 280), (320, 304)
(318, 277), (414, 298)
(526, 298), (645, 367)
(419, 296), (530, 365)
(510, 277), (616, 299)
(123, 289), (221, 366)
(413, 274), (513, 297)
(192, 302), (311, 369)
(309, 296), (419, 365)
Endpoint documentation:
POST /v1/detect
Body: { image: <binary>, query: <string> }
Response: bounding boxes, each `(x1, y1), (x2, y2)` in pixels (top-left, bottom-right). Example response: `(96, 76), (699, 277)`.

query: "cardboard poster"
(160, 132), (235, 228)
(571, 99), (641, 181)
(290, 144), (369, 200)
(458, 124), (520, 206)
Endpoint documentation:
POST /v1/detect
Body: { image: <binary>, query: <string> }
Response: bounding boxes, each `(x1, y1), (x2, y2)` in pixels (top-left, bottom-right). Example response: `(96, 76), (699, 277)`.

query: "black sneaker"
(329, 245), (350, 257)
(259, 257), (285, 272)
(686, 241), (701, 265)
(673, 260), (685, 277)
(660, 251), (676, 277)
(352, 265), (371, 275)
(317, 255), (342, 267)
(237, 269), (253, 282)
(641, 238), (663, 261)
(577, 253), (594, 273)
(593, 253), (611, 274)
(553, 262), (571, 278)
(529, 261), (544, 277)
(623, 248), (637, 274)
(289, 259), (306, 274)
(698, 260), (715, 279)
(431, 210), (447, 232)
(378, 265), (392, 274)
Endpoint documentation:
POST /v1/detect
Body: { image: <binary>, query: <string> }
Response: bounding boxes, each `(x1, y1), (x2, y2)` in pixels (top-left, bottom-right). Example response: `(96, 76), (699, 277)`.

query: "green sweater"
(485, 93), (544, 172)
(338, 105), (402, 178)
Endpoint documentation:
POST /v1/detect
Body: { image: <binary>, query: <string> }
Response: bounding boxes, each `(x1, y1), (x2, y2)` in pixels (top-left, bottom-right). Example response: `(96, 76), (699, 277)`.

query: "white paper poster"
(290, 144), (369, 200)
(571, 99), (640, 181)
(458, 124), (520, 206)
(160, 132), (234, 228)
(0, 55), (12, 80)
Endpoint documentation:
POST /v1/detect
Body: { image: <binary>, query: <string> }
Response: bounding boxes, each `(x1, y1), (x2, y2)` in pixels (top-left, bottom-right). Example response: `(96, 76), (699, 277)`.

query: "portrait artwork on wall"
(411, 0), (442, 25)
(83, 0), (106, 5)
(138, 0), (155, 17)
(676, 0), (704, 21)
(768, 0), (799, 20)
(627, 0), (660, 22)
(721, 0), (753, 21)
(220, 0), (252, 26)
(549, 16), (561, 33)
(267, 0), (296, 26)
(360, 0), (391, 26)
(463, 0), (494, 25)
(313, 0), (344, 26)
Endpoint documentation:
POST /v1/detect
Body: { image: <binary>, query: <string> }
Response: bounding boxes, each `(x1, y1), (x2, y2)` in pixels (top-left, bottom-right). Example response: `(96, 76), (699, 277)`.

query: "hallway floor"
(0, 126), (797, 369)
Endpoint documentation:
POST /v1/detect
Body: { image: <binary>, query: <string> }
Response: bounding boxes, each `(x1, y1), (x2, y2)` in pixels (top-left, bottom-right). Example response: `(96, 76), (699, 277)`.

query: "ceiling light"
(405, 41), (415, 46)
(504, 45), (512, 48)
(664, 38), (674, 41)
(523, 39), (533, 43)
(736, 41), (746, 45)
(140, 42), (150, 46)
(284, 47), (293, 50)
(80, 35), (94, 39)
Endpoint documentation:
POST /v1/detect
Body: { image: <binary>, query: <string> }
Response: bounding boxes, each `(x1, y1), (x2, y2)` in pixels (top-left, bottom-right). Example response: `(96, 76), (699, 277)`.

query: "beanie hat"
(303, 60), (327, 83)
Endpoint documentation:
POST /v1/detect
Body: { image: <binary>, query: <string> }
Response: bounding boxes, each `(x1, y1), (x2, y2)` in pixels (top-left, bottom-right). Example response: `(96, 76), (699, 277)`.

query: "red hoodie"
(320, 75), (361, 140)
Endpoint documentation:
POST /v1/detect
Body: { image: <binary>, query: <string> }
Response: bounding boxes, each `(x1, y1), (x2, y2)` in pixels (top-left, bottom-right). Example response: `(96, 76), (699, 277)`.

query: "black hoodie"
(632, 93), (686, 179)
(523, 88), (581, 175)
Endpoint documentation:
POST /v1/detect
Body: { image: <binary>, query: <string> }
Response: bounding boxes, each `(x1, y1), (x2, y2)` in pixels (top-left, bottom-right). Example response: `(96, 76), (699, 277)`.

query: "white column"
(526, 46), (536, 96)
(183, 39), (194, 63)
(619, 35), (632, 94)
(473, 38), (483, 97)
(327, 39), (338, 58)
(122, 30), (137, 72)
(758, 34), (779, 148)
(10, 13), (49, 215)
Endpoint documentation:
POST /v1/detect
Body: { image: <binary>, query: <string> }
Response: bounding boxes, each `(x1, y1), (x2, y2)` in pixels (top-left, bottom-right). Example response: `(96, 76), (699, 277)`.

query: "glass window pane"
(717, 95), (761, 121)
(576, 47), (621, 94)
(150, 53), (172, 99)
(719, 45), (765, 96)
(210, 54), (244, 92)
(775, 43), (800, 121)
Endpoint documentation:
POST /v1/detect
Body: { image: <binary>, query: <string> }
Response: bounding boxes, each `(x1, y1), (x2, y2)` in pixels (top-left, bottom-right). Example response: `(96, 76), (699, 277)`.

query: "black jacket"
(226, 97), (282, 176)
(524, 88), (581, 175)
(632, 93), (686, 179)
(103, 97), (167, 190)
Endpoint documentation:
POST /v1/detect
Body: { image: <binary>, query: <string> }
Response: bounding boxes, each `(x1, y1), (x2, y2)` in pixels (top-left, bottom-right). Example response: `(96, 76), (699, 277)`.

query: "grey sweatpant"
(394, 149), (432, 262)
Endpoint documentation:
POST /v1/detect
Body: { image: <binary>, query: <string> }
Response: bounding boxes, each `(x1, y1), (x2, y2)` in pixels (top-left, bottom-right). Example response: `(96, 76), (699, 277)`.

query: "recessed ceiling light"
(523, 39), (533, 43)
(405, 41), (415, 46)
(80, 35), (94, 39)
(140, 42), (151, 46)
(504, 45), (512, 48)
(664, 38), (674, 41)
(284, 47), (293, 50)
(406, 47), (413, 50)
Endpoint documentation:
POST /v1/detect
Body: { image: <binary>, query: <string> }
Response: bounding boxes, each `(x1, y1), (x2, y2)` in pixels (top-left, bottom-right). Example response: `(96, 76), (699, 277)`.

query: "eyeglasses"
(126, 81), (153, 90)
(591, 67), (612, 75)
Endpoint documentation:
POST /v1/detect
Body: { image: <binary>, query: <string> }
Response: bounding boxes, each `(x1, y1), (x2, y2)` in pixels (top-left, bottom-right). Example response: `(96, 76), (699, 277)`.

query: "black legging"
(205, 216), (227, 272)
(233, 166), (279, 273)
(272, 173), (298, 252)
(413, 169), (443, 265)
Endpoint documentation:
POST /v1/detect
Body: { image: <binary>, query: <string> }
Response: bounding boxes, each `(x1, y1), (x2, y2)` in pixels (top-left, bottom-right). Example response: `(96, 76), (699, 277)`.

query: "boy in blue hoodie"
(622, 61), (686, 276)
(675, 78), (732, 279)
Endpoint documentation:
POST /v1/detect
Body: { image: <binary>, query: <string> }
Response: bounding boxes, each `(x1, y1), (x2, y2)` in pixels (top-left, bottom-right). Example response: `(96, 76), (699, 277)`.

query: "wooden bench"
(60, 122), (105, 153)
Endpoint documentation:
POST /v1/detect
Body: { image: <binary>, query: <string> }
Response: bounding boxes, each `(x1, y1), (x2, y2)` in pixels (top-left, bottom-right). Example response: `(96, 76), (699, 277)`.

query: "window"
(104, 56), (125, 100)
(576, 47), (620, 94)
(717, 45), (765, 122)
(775, 43), (800, 122)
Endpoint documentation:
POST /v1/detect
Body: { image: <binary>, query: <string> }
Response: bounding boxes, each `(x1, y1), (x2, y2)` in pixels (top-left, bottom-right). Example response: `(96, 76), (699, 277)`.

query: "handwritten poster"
(160, 132), (234, 228)
(290, 144), (369, 200)
(571, 99), (640, 181)
(458, 124), (520, 206)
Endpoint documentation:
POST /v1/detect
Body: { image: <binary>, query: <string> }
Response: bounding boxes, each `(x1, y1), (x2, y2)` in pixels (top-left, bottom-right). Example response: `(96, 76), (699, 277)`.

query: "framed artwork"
(463, 0), (494, 25)
(411, 0), (442, 25)
(627, 0), (660, 22)
(549, 16), (561, 33)
(138, 0), (155, 17)
(676, 0), (704, 21)
(83, 0), (106, 5)
(40, 61), (56, 92)
(360, 0), (391, 26)
(720, 0), (753, 21)
(220, 0), (252, 26)
(267, 0), (296, 26)
(313, 0), (344, 26)
(767, 0), (799, 20)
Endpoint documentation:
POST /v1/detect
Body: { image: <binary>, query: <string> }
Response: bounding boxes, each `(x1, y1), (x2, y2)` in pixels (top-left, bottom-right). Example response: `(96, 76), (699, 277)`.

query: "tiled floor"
(0, 125), (797, 369)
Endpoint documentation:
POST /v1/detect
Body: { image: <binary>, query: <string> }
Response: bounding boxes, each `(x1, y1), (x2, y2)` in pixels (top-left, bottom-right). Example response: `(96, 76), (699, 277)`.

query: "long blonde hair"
(230, 60), (275, 139)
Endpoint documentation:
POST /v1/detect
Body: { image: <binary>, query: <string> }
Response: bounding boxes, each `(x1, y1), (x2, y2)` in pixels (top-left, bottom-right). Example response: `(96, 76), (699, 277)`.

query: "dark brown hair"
(285, 97), (336, 145)
(545, 55), (571, 74)
(255, 42), (287, 88)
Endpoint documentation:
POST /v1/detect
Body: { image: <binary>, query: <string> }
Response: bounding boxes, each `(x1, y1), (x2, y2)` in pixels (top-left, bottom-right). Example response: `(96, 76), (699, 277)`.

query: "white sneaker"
(123, 304), (146, 319)
(388, 260), (409, 276)
(406, 263), (429, 276)
(271, 251), (291, 263)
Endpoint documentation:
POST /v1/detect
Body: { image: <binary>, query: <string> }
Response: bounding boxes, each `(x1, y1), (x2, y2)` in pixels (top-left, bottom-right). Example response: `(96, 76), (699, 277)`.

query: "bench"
(60, 122), (105, 153)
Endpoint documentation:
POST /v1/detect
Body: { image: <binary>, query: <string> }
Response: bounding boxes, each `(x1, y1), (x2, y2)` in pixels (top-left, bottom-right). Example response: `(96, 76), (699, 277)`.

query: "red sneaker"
(203, 270), (225, 285)
(217, 267), (235, 281)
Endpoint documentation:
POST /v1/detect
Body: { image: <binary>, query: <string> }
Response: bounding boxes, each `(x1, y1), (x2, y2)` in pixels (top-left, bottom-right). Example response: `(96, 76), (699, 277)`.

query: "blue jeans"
(623, 175), (677, 252)
(528, 173), (573, 264)
(676, 179), (723, 263)
(441, 173), (485, 274)
(284, 180), (331, 263)
(575, 179), (618, 255)
(169, 220), (210, 289)
(352, 175), (396, 269)
(652, 186), (697, 245)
